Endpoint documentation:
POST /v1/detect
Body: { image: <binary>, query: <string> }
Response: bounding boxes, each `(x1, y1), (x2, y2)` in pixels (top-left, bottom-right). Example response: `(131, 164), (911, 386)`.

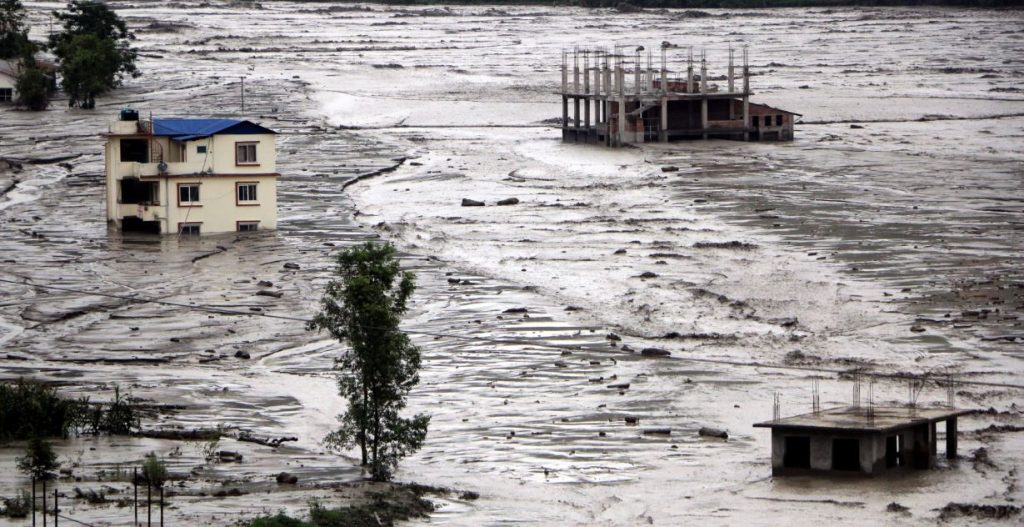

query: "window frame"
(177, 222), (202, 235)
(176, 182), (202, 207)
(235, 142), (259, 166)
(237, 221), (259, 232)
(0, 88), (13, 103)
(775, 115), (783, 126)
(196, 145), (208, 154)
(236, 181), (259, 206)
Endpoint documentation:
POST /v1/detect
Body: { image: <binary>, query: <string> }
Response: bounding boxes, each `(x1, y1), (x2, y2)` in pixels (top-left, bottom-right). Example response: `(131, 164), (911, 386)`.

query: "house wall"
(771, 429), (891, 476)
(211, 134), (277, 174)
(159, 174), (278, 234)
(0, 71), (18, 101)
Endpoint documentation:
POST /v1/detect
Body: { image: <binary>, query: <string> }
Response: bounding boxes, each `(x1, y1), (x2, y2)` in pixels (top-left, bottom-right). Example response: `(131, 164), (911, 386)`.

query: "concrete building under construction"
(560, 45), (799, 147)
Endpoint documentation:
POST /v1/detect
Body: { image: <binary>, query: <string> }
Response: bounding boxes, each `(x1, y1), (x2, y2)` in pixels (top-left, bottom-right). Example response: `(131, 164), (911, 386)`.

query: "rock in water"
(698, 427), (728, 439)
(234, 350), (251, 359)
(641, 348), (670, 357)
(275, 472), (298, 484)
(283, 262), (300, 270)
(461, 198), (485, 207)
(496, 197), (520, 206)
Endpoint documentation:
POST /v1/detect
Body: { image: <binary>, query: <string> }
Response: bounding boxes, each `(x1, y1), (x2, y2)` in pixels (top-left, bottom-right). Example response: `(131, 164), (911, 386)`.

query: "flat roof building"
(103, 110), (280, 235)
(754, 406), (969, 477)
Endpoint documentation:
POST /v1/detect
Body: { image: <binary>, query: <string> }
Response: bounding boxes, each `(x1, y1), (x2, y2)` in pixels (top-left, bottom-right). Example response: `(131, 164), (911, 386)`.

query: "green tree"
(48, 0), (138, 108)
(15, 65), (50, 110)
(141, 452), (168, 488)
(16, 437), (59, 481)
(0, 0), (29, 59)
(309, 242), (429, 482)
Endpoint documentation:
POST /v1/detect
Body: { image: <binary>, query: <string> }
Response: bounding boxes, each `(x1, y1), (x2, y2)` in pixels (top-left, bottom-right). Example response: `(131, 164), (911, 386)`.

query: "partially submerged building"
(0, 60), (19, 103)
(754, 406), (969, 477)
(560, 46), (799, 146)
(103, 110), (279, 235)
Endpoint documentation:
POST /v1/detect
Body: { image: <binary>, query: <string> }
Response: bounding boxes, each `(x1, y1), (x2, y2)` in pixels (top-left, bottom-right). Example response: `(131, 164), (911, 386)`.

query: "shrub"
(16, 436), (59, 480)
(141, 452), (167, 488)
(1, 489), (32, 518)
(247, 513), (310, 527)
(0, 379), (86, 441)
(15, 65), (51, 110)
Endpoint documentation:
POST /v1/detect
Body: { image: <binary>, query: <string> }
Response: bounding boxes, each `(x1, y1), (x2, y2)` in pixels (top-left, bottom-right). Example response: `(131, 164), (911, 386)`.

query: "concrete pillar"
(573, 97), (580, 141)
(561, 51), (567, 94)
(728, 48), (735, 93)
(562, 95), (568, 141)
(660, 96), (668, 142)
(742, 95), (750, 141)
(573, 50), (580, 95)
(946, 418), (957, 459)
(634, 52), (641, 95)
(701, 98), (708, 140)
(617, 97), (625, 146)
(584, 95), (590, 139)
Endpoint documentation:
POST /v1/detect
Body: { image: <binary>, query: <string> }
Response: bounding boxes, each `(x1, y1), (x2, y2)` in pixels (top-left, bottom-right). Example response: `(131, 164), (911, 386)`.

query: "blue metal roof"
(152, 119), (275, 141)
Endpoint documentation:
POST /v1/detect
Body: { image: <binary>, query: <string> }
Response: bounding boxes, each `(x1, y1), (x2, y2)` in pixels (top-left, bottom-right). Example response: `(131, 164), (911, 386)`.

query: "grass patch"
(244, 483), (442, 527)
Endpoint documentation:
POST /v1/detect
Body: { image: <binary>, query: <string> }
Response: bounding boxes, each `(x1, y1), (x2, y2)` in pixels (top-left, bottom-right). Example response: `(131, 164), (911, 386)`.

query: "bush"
(141, 452), (167, 488)
(15, 65), (50, 110)
(247, 513), (310, 527)
(0, 379), (86, 441)
(16, 436), (59, 480)
(1, 489), (32, 518)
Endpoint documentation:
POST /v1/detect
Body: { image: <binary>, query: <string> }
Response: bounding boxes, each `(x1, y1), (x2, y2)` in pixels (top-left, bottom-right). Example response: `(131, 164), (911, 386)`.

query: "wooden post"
(42, 479), (46, 527)
(31, 477), (36, 527)
(53, 489), (58, 527)
(946, 417), (958, 459)
(134, 467), (139, 526)
(160, 487), (164, 527)
(147, 481), (152, 527)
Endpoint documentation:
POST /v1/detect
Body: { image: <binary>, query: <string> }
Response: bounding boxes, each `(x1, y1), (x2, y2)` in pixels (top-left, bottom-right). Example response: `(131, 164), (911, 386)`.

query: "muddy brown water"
(1, 2), (1023, 526)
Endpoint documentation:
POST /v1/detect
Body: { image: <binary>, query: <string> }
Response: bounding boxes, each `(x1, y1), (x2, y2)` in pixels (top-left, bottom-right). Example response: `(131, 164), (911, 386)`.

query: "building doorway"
(783, 436), (811, 469)
(832, 438), (861, 471)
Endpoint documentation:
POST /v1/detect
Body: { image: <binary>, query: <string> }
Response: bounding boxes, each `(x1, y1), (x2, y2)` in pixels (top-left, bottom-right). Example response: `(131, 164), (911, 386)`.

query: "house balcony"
(117, 202), (162, 222)
(116, 160), (209, 179)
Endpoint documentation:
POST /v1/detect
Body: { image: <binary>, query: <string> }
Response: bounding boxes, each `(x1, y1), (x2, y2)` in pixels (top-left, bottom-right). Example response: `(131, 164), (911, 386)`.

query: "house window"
(776, 115), (783, 126)
(783, 436), (811, 469)
(120, 139), (149, 163)
(237, 182), (258, 204)
(0, 88), (12, 102)
(236, 142), (258, 165)
(178, 183), (200, 206)
(752, 116), (760, 127)
(197, 145), (207, 154)
(178, 223), (201, 235)
(237, 221), (259, 232)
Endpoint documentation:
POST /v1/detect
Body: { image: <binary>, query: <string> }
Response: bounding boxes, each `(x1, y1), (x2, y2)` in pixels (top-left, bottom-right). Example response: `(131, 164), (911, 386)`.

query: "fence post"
(160, 486), (164, 527)
(147, 481), (152, 527)
(53, 489), (58, 527)
(42, 478), (47, 527)
(134, 467), (138, 527)
(31, 477), (36, 527)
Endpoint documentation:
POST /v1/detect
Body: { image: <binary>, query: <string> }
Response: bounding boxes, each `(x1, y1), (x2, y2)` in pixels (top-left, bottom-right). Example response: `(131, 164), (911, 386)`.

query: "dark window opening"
(775, 115), (783, 126)
(120, 178), (159, 205)
(179, 223), (201, 235)
(179, 184), (200, 205)
(121, 216), (160, 234)
(237, 183), (257, 202)
(120, 139), (149, 163)
(197, 145), (207, 154)
(238, 221), (259, 232)
(783, 436), (811, 469)
(0, 88), (13, 102)
(832, 438), (861, 471)
(752, 116), (760, 127)
(886, 435), (903, 468)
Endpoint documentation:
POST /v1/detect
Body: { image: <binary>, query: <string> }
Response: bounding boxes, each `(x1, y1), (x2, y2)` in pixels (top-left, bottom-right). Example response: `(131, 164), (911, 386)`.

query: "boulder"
(257, 280), (273, 287)
(624, 416), (640, 425)
(503, 307), (528, 314)
(283, 262), (300, 270)
(218, 450), (244, 462)
(496, 197), (520, 206)
(661, 166), (679, 173)
(641, 348), (670, 357)
(638, 271), (658, 279)
(643, 428), (672, 435)
(461, 198), (485, 207)
(606, 333), (622, 341)
(256, 290), (283, 298)
(234, 350), (251, 360)
(275, 472), (298, 485)
(698, 427), (728, 439)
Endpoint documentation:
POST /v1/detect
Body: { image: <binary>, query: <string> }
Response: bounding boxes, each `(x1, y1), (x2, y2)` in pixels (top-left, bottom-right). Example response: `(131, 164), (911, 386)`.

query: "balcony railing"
(118, 161), (208, 178)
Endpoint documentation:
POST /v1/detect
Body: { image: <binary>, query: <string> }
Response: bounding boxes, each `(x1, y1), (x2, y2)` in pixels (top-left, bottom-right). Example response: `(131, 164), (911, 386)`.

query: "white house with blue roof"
(103, 109), (279, 235)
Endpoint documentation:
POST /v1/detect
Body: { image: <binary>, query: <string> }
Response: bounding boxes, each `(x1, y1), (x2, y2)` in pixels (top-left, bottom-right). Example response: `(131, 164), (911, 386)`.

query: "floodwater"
(1, 2), (1023, 526)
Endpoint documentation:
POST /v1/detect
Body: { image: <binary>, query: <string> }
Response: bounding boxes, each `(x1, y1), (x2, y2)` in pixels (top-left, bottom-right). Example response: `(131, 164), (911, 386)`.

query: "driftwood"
(136, 428), (298, 447)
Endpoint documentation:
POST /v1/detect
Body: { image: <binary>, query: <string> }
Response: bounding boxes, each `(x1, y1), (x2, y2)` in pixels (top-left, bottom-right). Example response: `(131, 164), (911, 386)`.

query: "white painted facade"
(103, 118), (280, 235)
(0, 61), (19, 103)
